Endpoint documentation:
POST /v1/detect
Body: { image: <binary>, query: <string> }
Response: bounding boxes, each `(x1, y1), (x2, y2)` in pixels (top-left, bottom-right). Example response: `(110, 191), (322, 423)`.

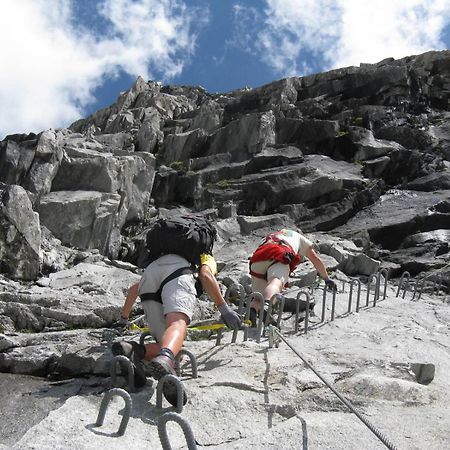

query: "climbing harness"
(140, 266), (194, 303)
(272, 328), (398, 450)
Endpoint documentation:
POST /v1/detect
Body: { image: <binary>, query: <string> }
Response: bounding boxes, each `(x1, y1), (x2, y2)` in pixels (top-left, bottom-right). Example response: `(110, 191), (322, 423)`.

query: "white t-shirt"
(271, 229), (313, 257)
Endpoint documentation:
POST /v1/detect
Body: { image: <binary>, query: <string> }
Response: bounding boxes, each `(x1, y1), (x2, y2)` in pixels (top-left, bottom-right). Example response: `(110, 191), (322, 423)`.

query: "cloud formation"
(235, 0), (450, 76)
(0, 0), (204, 137)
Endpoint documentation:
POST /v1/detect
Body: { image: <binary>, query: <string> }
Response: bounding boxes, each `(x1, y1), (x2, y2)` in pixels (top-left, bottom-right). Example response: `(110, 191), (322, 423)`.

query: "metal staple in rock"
(175, 348), (198, 378)
(321, 286), (327, 323)
(242, 291), (263, 342)
(396, 271), (411, 299)
(296, 290), (311, 333)
(95, 388), (132, 436)
(330, 287), (337, 321)
(348, 278), (362, 313)
(110, 355), (135, 392)
(366, 273), (379, 307)
(157, 412), (197, 450)
(274, 293), (286, 329)
(378, 268), (389, 300)
(272, 328), (398, 450)
(397, 265), (450, 302)
(412, 272), (443, 300)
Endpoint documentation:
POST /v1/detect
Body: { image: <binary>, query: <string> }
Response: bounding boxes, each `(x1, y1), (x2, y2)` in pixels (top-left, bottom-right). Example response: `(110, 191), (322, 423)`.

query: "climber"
(248, 228), (336, 326)
(110, 216), (241, 406)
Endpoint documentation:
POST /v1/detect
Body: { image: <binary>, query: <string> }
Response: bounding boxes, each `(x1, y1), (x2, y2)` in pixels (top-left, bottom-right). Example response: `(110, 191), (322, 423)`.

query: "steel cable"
(273, 329), (398, 450)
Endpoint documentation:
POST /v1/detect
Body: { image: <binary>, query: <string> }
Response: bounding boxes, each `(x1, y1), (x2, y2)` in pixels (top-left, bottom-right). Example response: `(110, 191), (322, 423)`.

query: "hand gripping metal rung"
(224, 282), (247, 343)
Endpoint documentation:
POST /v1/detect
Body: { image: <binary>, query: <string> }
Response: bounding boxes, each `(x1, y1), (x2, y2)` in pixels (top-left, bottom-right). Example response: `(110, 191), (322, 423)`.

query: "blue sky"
(0, 0), (449, 138)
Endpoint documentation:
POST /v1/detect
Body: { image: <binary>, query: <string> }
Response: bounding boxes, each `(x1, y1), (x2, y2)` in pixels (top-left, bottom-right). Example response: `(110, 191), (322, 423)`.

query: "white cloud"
(0, 0), (205, 138)
(236, 0), (450, 77)
(229, 5), (263, 54)
(331, 0), (450, 69)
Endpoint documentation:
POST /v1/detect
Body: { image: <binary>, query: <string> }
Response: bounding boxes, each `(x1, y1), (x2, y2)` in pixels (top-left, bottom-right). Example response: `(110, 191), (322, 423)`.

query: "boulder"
(51, 147), (155, 225)
(316, 234), (380, 276)
(135, 107), (164, 153)
(403, 169), (450, 191)
(185, 99), (223, 132)
(37, 191), (121, 256)
(276, 117), (339, 154)
(162, 128), (209, 164)
(429, 119), (450, 161)
(92, 132), (135, 152)
(237, 213), (293, 235)
(0, 135), (37, 185)
(348, 126), (405, 162)
(223, 77), (301, 121)
(207, 111), (276, 162)
(0, 130), (64, 202)
(335, 189), (450, 250)
(0, 184), (41, 280)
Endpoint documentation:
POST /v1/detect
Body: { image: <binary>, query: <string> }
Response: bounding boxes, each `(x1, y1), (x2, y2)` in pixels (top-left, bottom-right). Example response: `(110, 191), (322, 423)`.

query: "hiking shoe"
(111, 341), (147, 388)
(149, 354), (188, 406)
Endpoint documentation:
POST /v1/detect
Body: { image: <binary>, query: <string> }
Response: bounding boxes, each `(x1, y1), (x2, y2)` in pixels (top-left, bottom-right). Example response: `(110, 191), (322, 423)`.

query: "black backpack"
(145, 215), (217, 266)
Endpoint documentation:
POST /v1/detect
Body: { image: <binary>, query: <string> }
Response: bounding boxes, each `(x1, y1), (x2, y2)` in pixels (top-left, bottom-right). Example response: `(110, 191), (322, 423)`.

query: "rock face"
(0, 50), (449, 449)
(0, 183), (41, 280)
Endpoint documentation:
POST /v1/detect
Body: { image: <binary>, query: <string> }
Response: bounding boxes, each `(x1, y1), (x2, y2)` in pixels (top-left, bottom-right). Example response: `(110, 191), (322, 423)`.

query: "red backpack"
(249, 233), (301, 279)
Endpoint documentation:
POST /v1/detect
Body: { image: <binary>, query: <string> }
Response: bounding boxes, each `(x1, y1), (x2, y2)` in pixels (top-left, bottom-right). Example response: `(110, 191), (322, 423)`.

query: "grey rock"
(317, 234), (380, 276)
(410, 363), (435, 385)
(208, 111), (276, 162)
(403, 169), (450, 191)
(276, 117), (339, 155)
(37, 191), (120, 255)
(237, 213), (293, 235)
(186, 99), (223, 132)
(0, 184), (41, 280)
(349, 126), (405, 162)
(162, 128), (208, 164)
(135, 108), (164, 153)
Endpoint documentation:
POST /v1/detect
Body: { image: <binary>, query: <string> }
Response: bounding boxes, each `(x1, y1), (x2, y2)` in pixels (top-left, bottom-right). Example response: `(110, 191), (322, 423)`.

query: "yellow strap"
(128, 320), (251, 333)
(129, 323), (149, 332)
(188, 320), (252, 331)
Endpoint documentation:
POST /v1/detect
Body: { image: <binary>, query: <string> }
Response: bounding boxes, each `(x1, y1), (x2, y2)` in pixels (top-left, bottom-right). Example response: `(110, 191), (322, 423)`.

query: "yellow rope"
(129, 320), (251, 333)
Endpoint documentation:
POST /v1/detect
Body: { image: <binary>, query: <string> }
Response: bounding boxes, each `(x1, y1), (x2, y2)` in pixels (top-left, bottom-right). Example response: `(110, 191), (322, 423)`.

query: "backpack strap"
(140, 266), (194, 303)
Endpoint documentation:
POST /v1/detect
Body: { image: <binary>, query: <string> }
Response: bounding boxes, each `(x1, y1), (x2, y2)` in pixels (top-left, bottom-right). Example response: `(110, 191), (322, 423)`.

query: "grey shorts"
(139, 254), (197, 342)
